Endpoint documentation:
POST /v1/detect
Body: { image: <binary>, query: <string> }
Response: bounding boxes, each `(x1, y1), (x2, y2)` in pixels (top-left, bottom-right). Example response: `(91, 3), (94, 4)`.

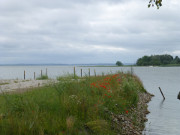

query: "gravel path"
(0, 79), (57, 93)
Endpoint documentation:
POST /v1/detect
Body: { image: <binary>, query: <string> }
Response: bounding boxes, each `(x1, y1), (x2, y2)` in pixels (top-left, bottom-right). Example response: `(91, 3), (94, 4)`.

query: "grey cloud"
(0, 0), (180, 64)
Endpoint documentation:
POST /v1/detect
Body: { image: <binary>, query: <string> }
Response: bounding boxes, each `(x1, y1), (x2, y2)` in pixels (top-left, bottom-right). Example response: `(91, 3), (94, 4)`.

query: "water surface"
(135, 67), (180, 135)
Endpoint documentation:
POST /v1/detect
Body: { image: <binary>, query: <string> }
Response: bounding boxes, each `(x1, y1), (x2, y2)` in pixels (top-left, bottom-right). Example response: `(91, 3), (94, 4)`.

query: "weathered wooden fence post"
(102, 72), (104, 76)
(34, 72), (36, 80)
(159, 87), (165, 100)
(94, 69), (96, 77)
(89, 68), (90, 77)
(81, 69), (82, 77)
(46, 68), (47, 76)
(74, 67), (76, 78)
(41, 70), (42, 77)
(24, 70), (26, 80)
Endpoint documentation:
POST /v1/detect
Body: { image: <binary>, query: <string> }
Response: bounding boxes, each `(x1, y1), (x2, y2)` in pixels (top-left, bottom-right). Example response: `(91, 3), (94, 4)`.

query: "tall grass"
(0, 72), (146, 135)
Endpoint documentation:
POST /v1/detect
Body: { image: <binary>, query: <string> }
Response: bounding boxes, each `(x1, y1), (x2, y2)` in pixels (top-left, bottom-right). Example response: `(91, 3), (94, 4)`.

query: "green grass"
(14, 80), (18, 83)
(0, 83), (9, 86)
(57, 73), (80, 81)
(36, 75), (49, 80)
(0, 72), (146, 135)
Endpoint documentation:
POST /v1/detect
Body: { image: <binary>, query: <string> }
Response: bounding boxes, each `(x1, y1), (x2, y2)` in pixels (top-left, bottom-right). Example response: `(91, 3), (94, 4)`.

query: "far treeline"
(136, 54), (180, 66)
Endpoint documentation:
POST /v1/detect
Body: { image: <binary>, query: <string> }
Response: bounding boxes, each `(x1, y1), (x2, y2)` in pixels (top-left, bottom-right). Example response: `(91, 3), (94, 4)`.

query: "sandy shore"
(0, 79), (57, 93)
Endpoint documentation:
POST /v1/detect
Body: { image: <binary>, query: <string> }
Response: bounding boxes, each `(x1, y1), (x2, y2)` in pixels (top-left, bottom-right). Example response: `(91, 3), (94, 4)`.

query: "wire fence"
(0, 66), (132, 80)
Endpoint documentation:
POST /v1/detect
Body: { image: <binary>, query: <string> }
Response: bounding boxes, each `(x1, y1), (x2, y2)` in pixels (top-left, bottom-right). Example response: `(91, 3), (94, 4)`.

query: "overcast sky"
(0, 0), (179, 64)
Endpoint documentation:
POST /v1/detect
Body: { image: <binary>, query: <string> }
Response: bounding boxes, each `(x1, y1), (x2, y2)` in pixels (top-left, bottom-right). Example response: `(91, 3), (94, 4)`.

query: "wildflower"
(100, 85), (106, 89)
(105, 82), (110, 85)
(69, 95), (80, 104)
(107, 89), (112, 93)
(112, 74), (118, 78)
(91, 82), (96, 87)
(118, 78), (121, 81)
(104, 77), (110, 81)
(69, 95), (78, 99)
(125, 110), (128, 114)
(77, 100), (81, 105)
(97, 100), (104, 104)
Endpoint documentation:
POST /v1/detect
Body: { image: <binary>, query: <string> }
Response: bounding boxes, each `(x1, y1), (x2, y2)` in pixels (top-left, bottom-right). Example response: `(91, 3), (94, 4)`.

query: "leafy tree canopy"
(116, 61), (123, 66)
(148, 0), (162, 9)
(136, 54), (180, 66)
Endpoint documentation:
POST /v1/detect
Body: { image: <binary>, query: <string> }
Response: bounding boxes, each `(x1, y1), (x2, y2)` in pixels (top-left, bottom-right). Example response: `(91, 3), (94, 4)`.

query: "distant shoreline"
(1, 64), (180, 67)
(0, 64), (116, 66)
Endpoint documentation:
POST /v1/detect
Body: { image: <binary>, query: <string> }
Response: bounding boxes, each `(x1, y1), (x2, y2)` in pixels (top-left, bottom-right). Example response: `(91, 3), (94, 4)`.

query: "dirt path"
(0, 79), (57, 93)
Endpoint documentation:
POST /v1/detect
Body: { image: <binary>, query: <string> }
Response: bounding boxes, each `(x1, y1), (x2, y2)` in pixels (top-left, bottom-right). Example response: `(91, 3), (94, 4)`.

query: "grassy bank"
(0, 72), (147, 135)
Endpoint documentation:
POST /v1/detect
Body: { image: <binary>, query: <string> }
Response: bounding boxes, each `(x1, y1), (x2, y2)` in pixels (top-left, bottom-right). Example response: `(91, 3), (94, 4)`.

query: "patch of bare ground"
(0, 79), (58, 93)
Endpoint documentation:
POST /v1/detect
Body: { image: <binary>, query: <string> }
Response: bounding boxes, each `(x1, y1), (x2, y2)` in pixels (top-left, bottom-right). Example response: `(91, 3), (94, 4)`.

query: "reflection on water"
(0, 66), (180, 134)
(159, 99), (165, 109)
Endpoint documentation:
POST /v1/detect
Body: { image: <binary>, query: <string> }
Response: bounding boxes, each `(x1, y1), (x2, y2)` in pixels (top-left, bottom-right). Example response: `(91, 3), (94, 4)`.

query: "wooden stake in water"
(24, 70), (26, 80)
(159, 87), (165, 100)
(94, 69), (96, 77)
(81, 69), (82, 77)
(34, 72), (36, 80)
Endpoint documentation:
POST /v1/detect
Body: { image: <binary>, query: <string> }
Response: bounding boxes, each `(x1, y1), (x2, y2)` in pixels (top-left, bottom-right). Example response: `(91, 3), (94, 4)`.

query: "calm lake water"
(0, 66), (180, 135)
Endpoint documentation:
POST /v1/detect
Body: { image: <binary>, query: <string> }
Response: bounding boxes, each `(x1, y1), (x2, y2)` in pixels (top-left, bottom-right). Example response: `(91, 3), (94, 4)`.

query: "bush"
(116, 61), (123, 66)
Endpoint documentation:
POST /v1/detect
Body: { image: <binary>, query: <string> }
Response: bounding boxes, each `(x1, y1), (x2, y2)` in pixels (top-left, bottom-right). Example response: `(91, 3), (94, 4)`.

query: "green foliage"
(148, 0), (162, 9)
(0, 82), (9, 85)
(86, 120), (110, 134)
(0, 72), (146, 135)
(36, 75), (48, 80)
(136, 54), (180, 66)
(116, 61), (123, 66)
(172, 56), (180, 64)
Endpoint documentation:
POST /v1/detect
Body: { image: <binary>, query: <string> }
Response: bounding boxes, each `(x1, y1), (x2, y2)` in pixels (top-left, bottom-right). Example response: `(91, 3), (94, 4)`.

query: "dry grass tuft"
(66, 116), (75, 130)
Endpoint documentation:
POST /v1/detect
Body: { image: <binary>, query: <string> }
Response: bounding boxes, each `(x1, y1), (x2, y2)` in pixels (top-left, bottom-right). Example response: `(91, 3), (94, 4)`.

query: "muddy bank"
(105, 92), (153, 135)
